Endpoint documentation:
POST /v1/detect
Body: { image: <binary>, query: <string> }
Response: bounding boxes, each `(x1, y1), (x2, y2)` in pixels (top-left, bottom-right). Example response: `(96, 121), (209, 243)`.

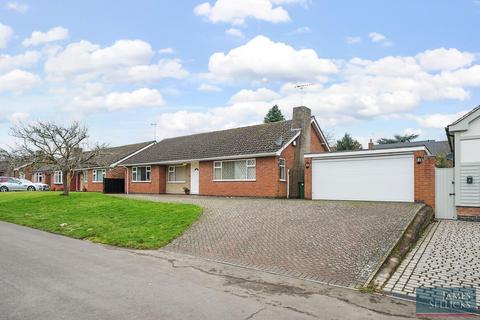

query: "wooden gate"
(104, 178), (125, 194)
(435, 168), (456, 219)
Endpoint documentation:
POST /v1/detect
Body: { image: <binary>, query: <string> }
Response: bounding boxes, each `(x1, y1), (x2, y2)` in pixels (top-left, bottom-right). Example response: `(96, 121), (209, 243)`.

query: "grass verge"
(0, 192), (202, 249)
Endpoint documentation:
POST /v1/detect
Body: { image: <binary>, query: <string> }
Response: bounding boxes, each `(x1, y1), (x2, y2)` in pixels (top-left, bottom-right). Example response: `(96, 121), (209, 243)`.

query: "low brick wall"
(457, 207), (480, 221)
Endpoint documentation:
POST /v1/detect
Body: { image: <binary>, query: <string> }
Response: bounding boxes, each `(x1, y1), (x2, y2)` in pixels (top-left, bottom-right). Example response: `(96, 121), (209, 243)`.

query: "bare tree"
(11, 121), (106, 196)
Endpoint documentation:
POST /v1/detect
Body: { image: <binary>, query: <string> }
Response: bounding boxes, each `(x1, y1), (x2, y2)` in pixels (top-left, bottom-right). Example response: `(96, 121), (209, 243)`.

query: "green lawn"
(0, 192), (202, 249)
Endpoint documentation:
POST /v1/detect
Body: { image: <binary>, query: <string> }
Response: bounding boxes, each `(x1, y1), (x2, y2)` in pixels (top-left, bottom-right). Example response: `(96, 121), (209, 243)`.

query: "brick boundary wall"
(414, 151), (436, 209)
(457, 207), (480, 222)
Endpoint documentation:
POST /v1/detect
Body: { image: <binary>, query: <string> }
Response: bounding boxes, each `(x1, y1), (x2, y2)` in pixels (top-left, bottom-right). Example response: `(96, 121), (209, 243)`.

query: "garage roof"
(305, 146), (431, 159)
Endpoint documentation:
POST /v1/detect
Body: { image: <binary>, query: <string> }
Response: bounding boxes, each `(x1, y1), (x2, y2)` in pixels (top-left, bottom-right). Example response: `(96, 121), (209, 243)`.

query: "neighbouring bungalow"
(14, 141), (154, 192)
(120, 106), (330, 198)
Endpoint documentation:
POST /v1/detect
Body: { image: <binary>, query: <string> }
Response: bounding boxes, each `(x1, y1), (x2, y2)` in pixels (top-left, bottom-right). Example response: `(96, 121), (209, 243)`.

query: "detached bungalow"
(120, 107), (330, 198)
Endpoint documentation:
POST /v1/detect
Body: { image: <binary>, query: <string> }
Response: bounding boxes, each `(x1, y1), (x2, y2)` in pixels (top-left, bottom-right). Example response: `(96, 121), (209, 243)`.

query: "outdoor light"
(416, 156), (423, 164)
(305, 162), (310, 169)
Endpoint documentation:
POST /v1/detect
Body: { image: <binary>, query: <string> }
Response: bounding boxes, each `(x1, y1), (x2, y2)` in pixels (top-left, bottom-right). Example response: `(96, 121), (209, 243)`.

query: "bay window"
(132, 166), (151, 182)
(213, 159), (256, 181)
(92, 169), (106, 183)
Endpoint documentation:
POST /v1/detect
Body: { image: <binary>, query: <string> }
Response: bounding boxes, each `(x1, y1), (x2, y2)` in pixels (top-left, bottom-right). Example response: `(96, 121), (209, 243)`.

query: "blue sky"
(0, 0), (479, 149)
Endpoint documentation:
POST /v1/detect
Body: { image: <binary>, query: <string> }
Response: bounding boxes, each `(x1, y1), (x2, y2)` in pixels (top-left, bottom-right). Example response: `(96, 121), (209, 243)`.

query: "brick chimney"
(290, 106), (311, 198)
(368, 139), (374, 150)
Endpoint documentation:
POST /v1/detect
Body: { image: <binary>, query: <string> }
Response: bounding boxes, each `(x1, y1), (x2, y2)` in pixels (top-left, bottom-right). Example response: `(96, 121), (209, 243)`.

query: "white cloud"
(0, 23), (13, 49)
(417, 48), (475, 71)
(368, 32), (393, 47)
(413, 112), (467, 129)
(208, 35), (338, 82)
(0, 70), (41, 93)
(23, 26), (69, 47)
(194, 0), (292, 25)
(107, 59), (189, 83)
(9, 112), (29, 123)
(291, 26), (311, 34)
(197, 83), (223, 92)
(346, 36), (361, 44)
(45, 39), (153, 78)
(229, 87), (280, 103)
(0, 51), (40, 72)
(158, 48), (175, 54)
(5, 1), (29, 13)
(225, 28), (244, 38)
(74, 87), (165, 111)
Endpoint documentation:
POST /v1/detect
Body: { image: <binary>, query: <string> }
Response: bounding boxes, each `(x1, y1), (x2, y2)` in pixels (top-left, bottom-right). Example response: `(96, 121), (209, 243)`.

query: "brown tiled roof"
(121, 120), (300, 165)
(32, 141), (155, 172)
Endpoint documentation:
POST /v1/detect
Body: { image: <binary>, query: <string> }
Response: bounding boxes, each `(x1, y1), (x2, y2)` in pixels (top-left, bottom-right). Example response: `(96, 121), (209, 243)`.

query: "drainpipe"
(122, 165), (129, 194)
(287, 169), (290, 199)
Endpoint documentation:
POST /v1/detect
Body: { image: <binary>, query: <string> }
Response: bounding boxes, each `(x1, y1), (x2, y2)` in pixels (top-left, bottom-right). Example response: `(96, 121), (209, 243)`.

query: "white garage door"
(312, 154), (414, 202)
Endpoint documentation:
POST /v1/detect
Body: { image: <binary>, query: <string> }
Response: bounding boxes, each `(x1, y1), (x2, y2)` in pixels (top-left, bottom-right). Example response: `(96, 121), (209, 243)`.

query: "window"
(213, 159), (256, 181)
(34, 172), (43, 183)
(279, 158), (286, 181)
(132, 166), (151, 182)
(92, 169), (106, 183)
(54, 171), (63, 184)
(82, 170), (88, 183)
(19, 171), (25, 179)
(168, 165), (186, 183)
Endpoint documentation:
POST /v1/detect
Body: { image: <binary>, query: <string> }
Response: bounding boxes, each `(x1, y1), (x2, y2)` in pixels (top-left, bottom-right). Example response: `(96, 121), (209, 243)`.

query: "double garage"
(304, 147), (435, 206)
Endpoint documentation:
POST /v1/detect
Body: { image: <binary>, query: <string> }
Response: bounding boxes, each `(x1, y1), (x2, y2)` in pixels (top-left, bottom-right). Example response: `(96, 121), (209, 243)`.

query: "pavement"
(384, 220), (480, 304)
(118, 194), (422, 287)
(0, 221), (422, 320)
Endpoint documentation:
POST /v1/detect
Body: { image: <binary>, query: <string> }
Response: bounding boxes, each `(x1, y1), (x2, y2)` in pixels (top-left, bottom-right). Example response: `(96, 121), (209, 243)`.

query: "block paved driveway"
(385, 220), (480, 301)
(120, 194), (422, 288)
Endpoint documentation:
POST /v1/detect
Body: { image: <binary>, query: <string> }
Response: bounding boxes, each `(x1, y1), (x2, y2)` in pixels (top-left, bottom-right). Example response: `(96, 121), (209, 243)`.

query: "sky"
(0, 0), (479, 149)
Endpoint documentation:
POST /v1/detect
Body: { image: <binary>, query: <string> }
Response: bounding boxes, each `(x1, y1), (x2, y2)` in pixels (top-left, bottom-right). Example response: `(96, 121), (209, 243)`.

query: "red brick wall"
(277, 144), (295, 197)
(311, 127), (327, 153)
(414, 151), (436, 208)
(457, 207), (480, 218)
(200, 157), (284, 197)
(127, 165), (166, 194)
(81, 167), (127, 192)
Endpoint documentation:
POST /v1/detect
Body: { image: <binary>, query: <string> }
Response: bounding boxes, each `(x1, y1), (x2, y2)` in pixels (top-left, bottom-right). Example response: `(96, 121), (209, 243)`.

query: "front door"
(190, 161), (199, 195)
(435, 168), (456, 219)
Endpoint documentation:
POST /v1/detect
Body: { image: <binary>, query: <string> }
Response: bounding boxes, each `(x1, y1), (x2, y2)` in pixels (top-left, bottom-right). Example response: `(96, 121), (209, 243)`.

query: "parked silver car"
(20, 179), (50, 191)
(0, 177), (37, 192)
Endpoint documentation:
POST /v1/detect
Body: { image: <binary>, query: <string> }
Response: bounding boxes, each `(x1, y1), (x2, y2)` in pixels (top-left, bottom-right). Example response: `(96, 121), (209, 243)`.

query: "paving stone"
(119, 194), (420, 288)
(384, 220), (480, 305)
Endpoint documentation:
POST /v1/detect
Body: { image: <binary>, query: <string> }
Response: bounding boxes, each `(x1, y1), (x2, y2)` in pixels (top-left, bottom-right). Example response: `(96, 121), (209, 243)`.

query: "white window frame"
(167, 165), (186, 183)
(34, 172), (43, 184)
(132, 166), (151, 182)
(213, 159), (256, 181)
(54, 171), (63, 184)
(92, 169), (106, 183)
(279, 158), (286, 181)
